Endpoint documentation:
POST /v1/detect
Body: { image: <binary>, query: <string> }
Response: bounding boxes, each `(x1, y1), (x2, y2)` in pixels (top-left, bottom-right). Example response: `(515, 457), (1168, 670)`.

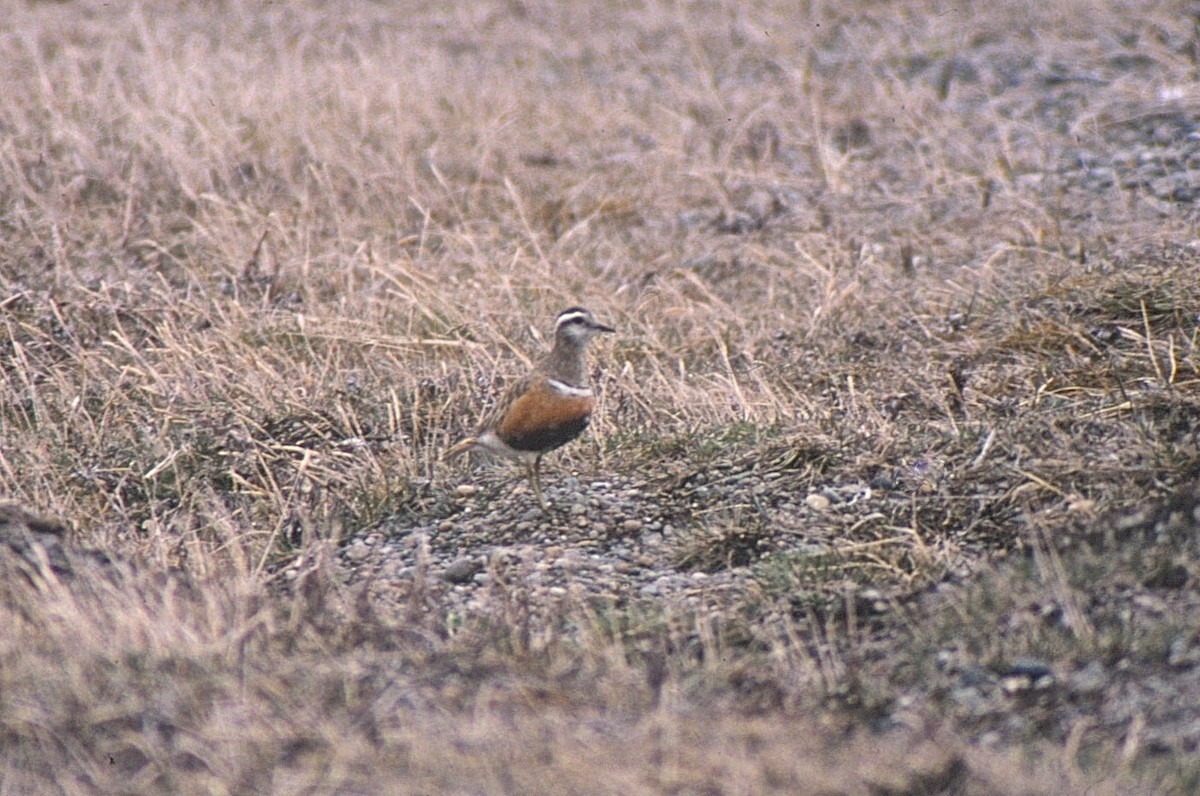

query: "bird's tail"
(443, 437), (478, 461)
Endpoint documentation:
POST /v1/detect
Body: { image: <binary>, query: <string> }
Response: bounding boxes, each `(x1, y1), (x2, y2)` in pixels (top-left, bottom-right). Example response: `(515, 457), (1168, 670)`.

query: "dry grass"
(2, 0), (1200, 792)
(0, 544), (1136, 795)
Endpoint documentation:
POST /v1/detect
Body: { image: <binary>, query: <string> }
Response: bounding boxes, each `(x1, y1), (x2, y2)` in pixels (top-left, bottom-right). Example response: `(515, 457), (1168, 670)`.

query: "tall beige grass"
(1, 0), (1198, 791)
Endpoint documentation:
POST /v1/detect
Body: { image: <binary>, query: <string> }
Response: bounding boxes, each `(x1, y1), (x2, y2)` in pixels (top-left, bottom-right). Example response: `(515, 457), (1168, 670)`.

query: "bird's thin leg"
(530, 455), (548, 509)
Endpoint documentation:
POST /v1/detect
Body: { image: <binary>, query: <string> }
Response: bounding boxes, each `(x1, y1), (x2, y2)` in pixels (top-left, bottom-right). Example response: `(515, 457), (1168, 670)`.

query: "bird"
(444, 307), (614, 509)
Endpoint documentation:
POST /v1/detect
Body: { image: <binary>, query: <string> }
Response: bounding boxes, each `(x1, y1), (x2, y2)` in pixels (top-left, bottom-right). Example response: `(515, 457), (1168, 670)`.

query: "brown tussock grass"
(2, 0), (1199, 791)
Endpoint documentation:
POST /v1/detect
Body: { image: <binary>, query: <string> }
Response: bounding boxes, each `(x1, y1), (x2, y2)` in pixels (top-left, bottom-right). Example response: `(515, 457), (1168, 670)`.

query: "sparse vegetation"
(2, 0), (1200, 792)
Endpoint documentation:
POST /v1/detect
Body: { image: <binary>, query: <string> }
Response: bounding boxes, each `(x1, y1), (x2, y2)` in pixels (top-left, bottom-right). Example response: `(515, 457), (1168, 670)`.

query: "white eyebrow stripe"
(555, 311), (589, 328)
(546, 378), (592, 397)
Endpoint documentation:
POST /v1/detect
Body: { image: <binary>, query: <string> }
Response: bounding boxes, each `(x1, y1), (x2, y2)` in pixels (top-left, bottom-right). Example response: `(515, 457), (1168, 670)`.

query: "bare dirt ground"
(2, 1), (1200, 793)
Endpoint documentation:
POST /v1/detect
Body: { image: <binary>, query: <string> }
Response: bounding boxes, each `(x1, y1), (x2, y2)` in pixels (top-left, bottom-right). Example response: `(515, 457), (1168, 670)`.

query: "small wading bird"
(444, 307), (614, 509)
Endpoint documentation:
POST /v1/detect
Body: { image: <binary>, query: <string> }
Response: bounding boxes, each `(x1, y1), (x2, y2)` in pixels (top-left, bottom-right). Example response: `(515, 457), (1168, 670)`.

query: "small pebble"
(805, 493), (832, 511)
(345, 540), (370, 562)
(442, 556), (484, 584)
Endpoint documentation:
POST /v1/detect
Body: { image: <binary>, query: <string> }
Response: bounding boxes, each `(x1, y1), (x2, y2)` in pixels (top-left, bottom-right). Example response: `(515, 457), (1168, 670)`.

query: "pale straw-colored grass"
(1, 0), (1198, 791)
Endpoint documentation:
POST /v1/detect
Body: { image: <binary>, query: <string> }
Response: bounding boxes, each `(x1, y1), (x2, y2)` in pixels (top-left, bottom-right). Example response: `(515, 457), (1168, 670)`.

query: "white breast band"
(546, 378), (592, 398)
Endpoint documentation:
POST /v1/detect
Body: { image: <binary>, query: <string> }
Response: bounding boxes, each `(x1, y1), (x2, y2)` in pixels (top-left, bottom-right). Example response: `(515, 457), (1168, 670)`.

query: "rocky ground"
(4, 1), (1200, 792)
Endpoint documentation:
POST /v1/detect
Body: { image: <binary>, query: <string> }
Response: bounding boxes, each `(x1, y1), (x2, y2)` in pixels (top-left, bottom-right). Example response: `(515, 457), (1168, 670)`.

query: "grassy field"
(2, 0), (1200, 793)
